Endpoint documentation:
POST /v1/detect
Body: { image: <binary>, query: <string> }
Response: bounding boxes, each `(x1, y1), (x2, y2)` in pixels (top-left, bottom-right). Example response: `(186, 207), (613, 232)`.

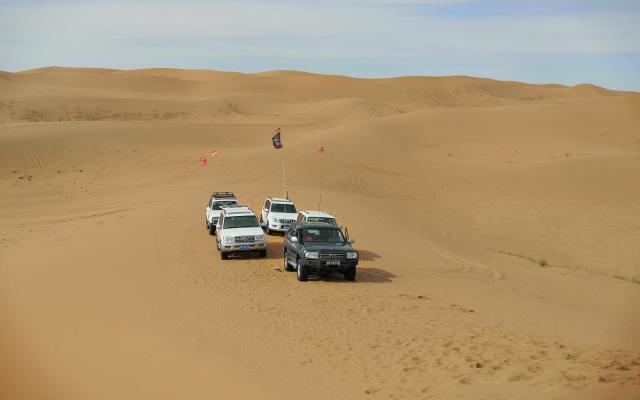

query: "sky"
(1, 0), (639, 90)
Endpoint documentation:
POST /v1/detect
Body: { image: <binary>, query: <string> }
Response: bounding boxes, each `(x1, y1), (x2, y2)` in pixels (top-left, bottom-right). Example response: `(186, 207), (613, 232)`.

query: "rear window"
(212, 200), (237, 210)
(271, 203), (297, 213)
(307, 217), (337, 225)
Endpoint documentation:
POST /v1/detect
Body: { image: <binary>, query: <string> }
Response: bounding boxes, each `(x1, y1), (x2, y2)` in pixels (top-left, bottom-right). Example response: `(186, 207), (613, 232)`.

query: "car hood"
(269, 212), (298, 220)
(221, 227), (264, 237)
(301, 242), (354, 252)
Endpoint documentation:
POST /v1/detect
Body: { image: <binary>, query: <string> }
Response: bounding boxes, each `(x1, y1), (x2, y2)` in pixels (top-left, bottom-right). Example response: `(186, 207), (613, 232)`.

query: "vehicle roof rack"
(212, 192), (236, 198)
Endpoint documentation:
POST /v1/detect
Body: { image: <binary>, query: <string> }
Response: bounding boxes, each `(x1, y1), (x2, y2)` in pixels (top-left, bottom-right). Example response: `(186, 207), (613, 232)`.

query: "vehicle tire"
(258, 249), (267, 258)
(220, 251), (229, 260)
(283, 250), (293, 271)
(344, 266), (356, 281)
(209, 222), (216, 236)
(296, 259), (308, 282)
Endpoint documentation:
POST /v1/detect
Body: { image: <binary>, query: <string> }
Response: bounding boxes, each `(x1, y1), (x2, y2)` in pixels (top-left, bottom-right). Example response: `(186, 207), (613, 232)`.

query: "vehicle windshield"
(307, 217), (337, 225)
(271, 203), (297, 213)
(223, 215), (259, 229)
(212, 200), (237, 210)
(300, 228), (344, 243)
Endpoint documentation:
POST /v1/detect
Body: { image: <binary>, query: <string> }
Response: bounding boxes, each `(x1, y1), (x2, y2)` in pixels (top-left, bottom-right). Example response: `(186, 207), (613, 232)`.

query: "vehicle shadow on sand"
(306, 267), (396, 284)
(357, 249), (381, 261)
(224, 240), (283, 261)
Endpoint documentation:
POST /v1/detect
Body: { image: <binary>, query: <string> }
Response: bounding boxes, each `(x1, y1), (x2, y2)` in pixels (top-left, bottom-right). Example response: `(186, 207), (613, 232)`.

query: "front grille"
(319, 252), (346, 260)
(235, 236), (255, 243)
(279, 219), (295, 224)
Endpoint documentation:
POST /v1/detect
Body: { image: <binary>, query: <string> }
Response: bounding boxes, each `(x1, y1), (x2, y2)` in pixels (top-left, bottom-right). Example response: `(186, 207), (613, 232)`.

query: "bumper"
(268, 223), (291, 232)
(221, 242), (267, 252)
(300, 259), (358, 272)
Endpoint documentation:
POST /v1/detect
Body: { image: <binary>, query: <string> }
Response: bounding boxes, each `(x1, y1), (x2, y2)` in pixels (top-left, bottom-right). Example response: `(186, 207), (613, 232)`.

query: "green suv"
(283, 222), (358, 282)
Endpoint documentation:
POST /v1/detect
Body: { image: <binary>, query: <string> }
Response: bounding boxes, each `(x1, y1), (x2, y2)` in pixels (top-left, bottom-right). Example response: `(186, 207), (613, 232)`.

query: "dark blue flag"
(272, 131), (282, 149)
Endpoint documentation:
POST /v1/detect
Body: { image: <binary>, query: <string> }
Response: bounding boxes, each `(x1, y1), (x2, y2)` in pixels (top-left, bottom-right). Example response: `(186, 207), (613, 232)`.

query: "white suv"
(260, 197), (297, 234)
(296, 210), (338, 226)
(205, 192), (237, 235)
(216, 205), (267, 259)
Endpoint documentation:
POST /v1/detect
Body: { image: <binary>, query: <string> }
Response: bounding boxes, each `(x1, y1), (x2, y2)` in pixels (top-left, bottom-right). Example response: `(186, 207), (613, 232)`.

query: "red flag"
(317, 146), (325, 154)
(210, 149), (219, 157)
(199, 156), (208, 166)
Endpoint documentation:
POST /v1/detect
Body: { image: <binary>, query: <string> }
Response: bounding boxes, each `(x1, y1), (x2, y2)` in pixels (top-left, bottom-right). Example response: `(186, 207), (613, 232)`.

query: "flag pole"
(318, 147), (325, 209)
(282, 144), (287, 198)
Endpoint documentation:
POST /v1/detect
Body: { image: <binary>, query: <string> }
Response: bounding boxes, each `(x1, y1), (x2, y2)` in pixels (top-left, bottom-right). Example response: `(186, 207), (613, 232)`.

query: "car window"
(300, 228), (344, 243)
(212, 200), (237, 210)
(307, 217), (337, 225)
(223, 215), (260, 229)
(271, 203), (297, 213)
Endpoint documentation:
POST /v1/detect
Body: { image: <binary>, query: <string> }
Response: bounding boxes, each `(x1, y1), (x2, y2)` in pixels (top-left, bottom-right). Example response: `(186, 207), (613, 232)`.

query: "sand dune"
(1, 68), (639, 400)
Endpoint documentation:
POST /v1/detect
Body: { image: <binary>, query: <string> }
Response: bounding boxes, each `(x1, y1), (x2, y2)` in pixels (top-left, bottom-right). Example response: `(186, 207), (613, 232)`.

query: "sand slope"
(1, 68), (639, 400)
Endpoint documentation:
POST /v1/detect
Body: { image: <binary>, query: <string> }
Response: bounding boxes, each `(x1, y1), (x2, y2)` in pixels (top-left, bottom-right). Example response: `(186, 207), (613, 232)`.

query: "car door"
(261, 199), (271, 225)
(284, 226), (299, 264)
(206, 197), (213, 222)
(216, 214), (224, 243)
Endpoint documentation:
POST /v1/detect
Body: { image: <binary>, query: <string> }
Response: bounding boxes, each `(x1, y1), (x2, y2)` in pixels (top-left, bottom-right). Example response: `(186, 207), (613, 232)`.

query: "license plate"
(325, 260), (340, 266)
(240, 245), (252, 250)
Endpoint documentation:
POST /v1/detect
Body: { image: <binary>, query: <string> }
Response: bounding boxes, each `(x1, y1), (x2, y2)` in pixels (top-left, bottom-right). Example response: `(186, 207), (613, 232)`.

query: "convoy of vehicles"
(205, 192), (358, 281)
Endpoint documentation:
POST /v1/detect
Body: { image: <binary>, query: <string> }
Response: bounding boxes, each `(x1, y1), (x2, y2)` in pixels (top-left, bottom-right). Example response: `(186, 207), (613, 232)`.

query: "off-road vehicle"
(205, 192), (237, 235)
(260, 197), (297, 234)
(296, 210), (338, 226)
(216, 205), (267, 259)
(283, 222), (358, 281)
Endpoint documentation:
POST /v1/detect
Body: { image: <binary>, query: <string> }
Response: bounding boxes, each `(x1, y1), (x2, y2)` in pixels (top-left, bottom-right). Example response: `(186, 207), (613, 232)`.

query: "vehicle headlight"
(305, 251), (319, 259)
(346, 252), (358, 259)
(222, 236), (234, 243)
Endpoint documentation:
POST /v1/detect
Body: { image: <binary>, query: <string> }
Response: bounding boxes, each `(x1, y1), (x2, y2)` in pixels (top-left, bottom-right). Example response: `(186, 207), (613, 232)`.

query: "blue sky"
(1, 0), (639, 90)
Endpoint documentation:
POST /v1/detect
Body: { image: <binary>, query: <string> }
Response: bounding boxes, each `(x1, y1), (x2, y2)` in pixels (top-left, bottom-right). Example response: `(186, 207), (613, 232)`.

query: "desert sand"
(1, 67), (639, 399)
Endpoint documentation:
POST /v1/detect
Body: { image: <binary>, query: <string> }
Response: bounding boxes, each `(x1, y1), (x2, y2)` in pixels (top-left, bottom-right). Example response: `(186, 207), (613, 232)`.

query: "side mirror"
(291, 236), (298, 243)
(347, 238), (356, 244)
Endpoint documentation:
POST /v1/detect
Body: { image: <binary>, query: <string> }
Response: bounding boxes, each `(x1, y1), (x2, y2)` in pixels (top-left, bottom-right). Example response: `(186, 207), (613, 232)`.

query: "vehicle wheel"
(344, 266), (356, 281)
(296, 259), (308, 282)
(283, 250), (293, 271)
(209, 222), (216, 236)
(220, 251), (229, 260)
(258, 249), (267, 258)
